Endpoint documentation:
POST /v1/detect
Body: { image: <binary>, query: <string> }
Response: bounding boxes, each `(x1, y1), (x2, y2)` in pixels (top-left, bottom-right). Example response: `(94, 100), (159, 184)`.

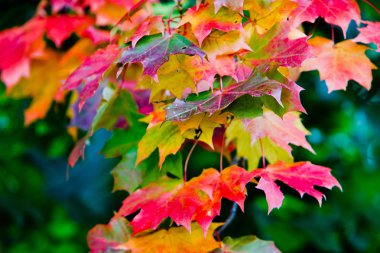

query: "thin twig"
(177, 0), (183, 18)
(214, 203), (238, 236)
(259, 139), (266, 168)
(184, 140), (198, 182)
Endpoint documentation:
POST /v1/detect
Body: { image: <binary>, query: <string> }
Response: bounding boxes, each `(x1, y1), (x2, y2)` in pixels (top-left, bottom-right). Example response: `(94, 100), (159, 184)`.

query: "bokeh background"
(1, 0), (379, 252)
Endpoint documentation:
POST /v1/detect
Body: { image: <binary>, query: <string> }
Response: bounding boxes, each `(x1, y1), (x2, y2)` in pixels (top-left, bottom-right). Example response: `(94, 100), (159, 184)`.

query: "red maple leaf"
(63, 44), (121, 110)
(45, 15), (94, 47)
(0, 18), (45, 87)
(353, 21), (380, 52)
(291, 0), (361, 35)
(117, 165), (253, 235)
(252, 161), (342, 213)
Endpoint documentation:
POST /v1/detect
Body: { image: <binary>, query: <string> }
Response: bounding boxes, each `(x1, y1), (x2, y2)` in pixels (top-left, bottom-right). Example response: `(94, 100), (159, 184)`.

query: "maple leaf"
(45, 15), (94, 47)
(63, 44), (121, 110)
(252, 161), (342, 213)
(175, 111), (232, 148)
(69, 87), (103, 131)
(68, 135), (88, 168)
(120, 223), (221, 253)
(136, 122), (185, 167)
(226, 120), (293, 171)
(244, 0), (298, 34)
(81, 26), (111, 45)
(148, 55), (216, 99)
(213, 0), (244, 13)
(8, 40), (93, 125)
(140, 109), (167, 129)
(129, 16), (165, 47)
(291, 0), (361, 35)
(117, 34), (206, 79)
(180, 3), (243, 45)
(0, 14), (95, 88)
(301, 37), (377, 92)
(51, 0), (86, 14)
(202, 30), (251, 60)
(165, 72), (283, 121)
(242, 109), (314, 156)
(91, 88), (141, 131)
(111, 148), (183, 193)
(211, 55), (252, 82)
(101, 125), (146, 158)
(117, 166), (253, 234)
(281, 78), (306, 113)
(0, 18), (45, 87)
(87, 216), (132, 253)
(220, 235), (280, 253)
(353, 21), (380, 52)
(91, 0), (144, 26)
(245, 36), (312, 67)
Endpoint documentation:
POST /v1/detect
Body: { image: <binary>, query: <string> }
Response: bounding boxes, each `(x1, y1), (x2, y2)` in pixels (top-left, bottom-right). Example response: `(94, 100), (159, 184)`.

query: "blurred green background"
(1, 0), (380, 252)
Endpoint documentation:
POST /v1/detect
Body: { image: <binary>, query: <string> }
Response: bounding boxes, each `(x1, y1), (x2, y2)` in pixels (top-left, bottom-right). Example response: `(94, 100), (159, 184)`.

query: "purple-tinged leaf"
(165, 74), (283, 121)
(117, 34), (206, 79)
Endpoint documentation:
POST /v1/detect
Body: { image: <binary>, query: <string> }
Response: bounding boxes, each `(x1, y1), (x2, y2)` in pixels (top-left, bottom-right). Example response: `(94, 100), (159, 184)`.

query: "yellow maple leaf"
(175, 112), (232, 149)
(202, 30), (251, 60)
(139, 55), (215, 99)
(245, 0), (297, 34)
(121, 223), (221, 253)
(136, 122), (185, 167)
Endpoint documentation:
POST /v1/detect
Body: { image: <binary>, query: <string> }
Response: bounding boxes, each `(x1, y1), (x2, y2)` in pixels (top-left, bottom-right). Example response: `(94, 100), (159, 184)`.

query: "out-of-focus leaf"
(301, 37), (377, 92)
(220, 235), (280, 253)
(121, 223), (221, 253)
(87, 216), (132, 253)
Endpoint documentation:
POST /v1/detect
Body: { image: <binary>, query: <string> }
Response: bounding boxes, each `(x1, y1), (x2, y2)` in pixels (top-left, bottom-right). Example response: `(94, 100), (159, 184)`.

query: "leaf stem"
(259, 139), (266, 168)
(177, 0), (183, 18)
(184, 140), (198, 182)
(220, 128), (226, 172)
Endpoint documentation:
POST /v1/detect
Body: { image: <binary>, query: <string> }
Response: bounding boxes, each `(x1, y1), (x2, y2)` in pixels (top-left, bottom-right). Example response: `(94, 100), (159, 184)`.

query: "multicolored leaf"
(117, 34), (206, 79)
(87, 216), (132, 253)
(301, 37), (377, 92)
(353, 21), (380, 52)
(226, 120), (293, 171)
(120, 223), (221, 253)
(291, 0), (361, 35)
(136, 122), (185, 167)
(242, 109), (314, 155)
(165, 72), (283, 121)
(180, 3), (243, 45)
(220, 235), (280, 253)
